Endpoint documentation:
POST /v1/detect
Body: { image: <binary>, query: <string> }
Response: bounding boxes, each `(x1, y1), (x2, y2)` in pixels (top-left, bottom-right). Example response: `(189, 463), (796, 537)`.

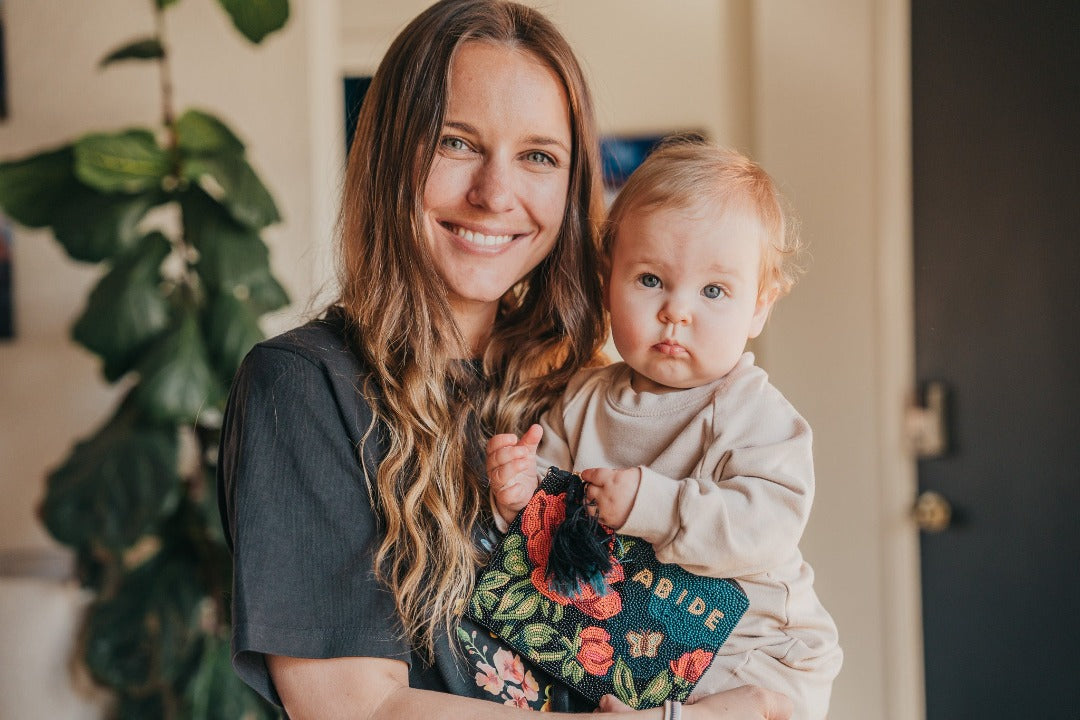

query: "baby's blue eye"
(703, 285), (725, 299)
(640, 274), (661, 288)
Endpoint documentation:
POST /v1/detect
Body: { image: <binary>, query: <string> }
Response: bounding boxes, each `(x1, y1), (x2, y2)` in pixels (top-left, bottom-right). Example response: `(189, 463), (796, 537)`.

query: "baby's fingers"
(487, 433), (520, 456)
(521, 423), (543, 450)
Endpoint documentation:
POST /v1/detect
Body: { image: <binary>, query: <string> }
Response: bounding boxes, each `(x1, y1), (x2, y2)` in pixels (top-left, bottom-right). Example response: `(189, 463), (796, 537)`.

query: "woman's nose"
(467, 158), (514, 212)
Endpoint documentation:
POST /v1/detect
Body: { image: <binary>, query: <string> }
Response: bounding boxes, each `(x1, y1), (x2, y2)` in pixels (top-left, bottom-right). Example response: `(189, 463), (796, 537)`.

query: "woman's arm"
(269, 655), (791, 720)
(269, 654), (636, 720)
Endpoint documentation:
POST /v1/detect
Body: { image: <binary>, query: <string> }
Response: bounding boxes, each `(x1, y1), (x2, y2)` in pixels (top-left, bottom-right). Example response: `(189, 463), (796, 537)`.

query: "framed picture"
(600, 131), (704, 203)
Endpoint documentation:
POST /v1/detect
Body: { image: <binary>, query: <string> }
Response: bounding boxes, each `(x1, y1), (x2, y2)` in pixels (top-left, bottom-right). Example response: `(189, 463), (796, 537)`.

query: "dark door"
(912, 2), (1080, 717)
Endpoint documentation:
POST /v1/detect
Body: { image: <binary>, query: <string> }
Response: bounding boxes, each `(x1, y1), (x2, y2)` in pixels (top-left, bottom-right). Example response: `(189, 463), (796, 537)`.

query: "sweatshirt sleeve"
(536, 382), (575, 477)
(620, 375), (814, 578)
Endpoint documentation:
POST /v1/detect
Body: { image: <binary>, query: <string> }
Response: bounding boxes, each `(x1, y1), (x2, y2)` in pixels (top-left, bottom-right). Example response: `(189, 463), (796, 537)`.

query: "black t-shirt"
(217, 312), (585, 712)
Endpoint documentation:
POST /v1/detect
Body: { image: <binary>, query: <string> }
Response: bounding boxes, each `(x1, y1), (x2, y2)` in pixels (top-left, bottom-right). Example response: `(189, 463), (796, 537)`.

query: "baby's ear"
(748, 285), (780, 339)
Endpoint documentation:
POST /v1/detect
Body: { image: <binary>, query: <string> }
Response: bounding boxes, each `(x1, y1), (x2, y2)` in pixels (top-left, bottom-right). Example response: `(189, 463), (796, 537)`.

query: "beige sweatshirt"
(537, 354), (842, 720)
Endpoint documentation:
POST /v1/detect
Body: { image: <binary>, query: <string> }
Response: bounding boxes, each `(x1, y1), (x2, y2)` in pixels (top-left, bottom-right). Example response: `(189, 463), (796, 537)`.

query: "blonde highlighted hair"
(603, 135), (804, 300)
(335, 0), (606, 658)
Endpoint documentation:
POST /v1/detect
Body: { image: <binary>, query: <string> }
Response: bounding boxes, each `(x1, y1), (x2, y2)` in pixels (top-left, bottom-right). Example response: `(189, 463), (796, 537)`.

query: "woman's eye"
(525, 151), (556, 166)
(440, 136), (470, 152)
(639, 274), (661, 288)
(703, 284), (725, 299)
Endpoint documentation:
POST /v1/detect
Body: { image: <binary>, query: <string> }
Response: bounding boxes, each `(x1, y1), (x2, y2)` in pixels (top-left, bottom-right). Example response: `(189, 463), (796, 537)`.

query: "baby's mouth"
(654, 340), (688, 357)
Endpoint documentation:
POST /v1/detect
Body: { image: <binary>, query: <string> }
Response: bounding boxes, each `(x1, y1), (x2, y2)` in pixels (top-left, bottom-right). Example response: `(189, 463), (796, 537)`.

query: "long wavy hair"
(336, 0), (606, 658)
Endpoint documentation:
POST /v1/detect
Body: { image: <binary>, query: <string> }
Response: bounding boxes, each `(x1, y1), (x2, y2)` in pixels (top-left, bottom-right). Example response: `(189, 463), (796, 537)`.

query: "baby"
(487, 138), (842, 719)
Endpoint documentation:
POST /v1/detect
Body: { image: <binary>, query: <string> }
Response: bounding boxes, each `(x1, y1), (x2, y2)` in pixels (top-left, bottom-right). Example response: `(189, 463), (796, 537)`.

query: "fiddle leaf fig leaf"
(75, 129), (172, 193)
(40, 400), (180, 555)
(182, 153), (280, 229)
(216, 0), (290, 44)
(0, 145), (80, 227)
(72, 232), (173, 380)
(182, 187), (289, 313)
(184, 635), (276, 720)
(134, 310), (225, 423)
(84, 546), (204, 687)
(176, 109), (245, 156)
(205, 293), (264, 383)
(99, 37), (165, 68)
(53, 187), (165, 262)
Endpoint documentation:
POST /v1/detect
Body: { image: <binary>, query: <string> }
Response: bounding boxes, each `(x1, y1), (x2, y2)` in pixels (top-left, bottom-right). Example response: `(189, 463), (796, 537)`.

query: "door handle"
(913, 490), (952, 533)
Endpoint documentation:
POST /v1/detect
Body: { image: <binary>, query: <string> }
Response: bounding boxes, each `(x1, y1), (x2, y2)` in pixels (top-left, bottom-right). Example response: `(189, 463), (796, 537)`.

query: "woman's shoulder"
(253, 308), (364, 373)
(231, 307), (378, 419)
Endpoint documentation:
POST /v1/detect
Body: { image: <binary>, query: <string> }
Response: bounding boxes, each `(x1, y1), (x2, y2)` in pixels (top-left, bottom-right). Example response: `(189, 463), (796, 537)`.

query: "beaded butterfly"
(626, 629), (665, 658)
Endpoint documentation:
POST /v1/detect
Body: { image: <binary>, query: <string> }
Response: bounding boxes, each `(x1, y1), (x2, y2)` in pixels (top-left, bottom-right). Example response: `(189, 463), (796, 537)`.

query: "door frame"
(874, 1), (925, 718)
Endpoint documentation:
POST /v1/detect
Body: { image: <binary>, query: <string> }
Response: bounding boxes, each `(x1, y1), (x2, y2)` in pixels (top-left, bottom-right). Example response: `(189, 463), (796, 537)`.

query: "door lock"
(904, 381), (949, 459)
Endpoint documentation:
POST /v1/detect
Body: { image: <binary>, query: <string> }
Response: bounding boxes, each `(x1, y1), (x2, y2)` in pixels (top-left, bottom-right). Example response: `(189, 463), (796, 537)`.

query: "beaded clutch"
(467, 467), (748, 709)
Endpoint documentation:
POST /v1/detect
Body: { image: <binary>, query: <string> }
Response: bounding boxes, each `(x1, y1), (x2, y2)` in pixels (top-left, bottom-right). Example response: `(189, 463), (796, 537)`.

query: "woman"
(218, 1), (792, 718)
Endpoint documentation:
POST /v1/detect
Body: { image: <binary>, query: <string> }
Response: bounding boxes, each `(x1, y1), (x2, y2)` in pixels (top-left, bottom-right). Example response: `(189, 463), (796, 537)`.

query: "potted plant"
(0, 1), (291, 716)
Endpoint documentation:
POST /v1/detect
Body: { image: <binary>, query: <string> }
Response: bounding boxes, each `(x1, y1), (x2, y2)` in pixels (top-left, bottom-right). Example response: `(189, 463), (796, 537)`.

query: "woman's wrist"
(661, 699), (683, 720)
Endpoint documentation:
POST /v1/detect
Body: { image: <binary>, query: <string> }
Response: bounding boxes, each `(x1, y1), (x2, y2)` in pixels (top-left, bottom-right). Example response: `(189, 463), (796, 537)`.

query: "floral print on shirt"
(457, 626), (554, 711)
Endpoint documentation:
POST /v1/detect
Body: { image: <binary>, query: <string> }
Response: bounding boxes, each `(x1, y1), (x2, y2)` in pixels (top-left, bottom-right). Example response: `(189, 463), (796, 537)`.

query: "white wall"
(0, 1), (330, 716)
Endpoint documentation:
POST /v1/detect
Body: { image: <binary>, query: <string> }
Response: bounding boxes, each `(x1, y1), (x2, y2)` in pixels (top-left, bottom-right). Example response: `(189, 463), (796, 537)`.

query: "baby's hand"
(579, 466), (641, 530)
(486, 424), (543, 526)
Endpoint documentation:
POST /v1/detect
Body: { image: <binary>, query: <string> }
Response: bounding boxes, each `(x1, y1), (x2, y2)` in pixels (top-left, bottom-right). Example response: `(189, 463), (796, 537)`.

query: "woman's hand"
(486, 424), (543, 525)
(593, 687), (793, 720)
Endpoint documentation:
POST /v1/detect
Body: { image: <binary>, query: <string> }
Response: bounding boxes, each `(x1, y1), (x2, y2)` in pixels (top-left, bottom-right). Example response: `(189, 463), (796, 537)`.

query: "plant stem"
(155, 2), (176, 142)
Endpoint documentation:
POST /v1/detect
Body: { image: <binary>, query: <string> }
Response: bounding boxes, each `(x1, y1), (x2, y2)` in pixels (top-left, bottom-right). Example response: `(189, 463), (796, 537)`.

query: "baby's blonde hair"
(603, 135), (804, 300)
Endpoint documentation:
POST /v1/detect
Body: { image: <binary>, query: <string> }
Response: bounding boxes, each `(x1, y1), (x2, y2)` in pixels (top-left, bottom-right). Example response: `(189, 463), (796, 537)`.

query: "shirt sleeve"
(536, 386), (574, 476)
(620, 379), (815, 578)
(218, 343), (409, 706)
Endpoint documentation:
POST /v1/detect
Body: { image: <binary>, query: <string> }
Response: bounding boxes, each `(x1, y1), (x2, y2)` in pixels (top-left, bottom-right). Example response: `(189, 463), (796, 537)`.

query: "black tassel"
(545, 468), (615, 598)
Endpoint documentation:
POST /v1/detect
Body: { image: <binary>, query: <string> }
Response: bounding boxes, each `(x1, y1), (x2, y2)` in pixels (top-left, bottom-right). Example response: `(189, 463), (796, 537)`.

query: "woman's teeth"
(453, 226), (514, 247)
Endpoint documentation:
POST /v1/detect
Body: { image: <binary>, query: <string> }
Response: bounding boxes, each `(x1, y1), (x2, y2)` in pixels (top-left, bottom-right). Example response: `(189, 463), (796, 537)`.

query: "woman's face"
(422, 42), (572, 338)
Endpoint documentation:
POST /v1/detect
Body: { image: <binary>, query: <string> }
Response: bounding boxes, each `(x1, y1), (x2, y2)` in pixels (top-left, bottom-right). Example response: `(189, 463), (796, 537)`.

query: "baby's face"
(606, 201), (775, 394)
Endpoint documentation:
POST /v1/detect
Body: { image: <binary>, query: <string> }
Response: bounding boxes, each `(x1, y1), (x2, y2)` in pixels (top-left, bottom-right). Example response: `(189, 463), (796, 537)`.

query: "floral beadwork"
(466, 467), (750, 710)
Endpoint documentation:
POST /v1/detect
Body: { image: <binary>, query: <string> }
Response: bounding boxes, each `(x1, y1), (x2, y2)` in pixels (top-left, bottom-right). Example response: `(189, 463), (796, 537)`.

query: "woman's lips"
(442, 222), (520, 249)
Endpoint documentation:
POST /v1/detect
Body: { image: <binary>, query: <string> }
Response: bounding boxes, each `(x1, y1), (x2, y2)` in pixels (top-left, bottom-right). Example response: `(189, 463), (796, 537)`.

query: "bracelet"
(663, 699), (683, 720)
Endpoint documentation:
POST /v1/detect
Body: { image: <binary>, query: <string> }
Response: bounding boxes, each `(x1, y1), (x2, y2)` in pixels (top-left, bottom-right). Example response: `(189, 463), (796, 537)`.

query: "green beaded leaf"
(133, 310), (225, 423)
(612, 657), (638, 708)
(71, 232), (173, 381)
(40, 400), (180, 554)
(99, 37), (165, 68)
(639, 669), (674, 708)
(0, 145), (80, 227)
(477, 570), (511, 593)
(518, 623), (559, 648)
(504, 549), (529, 575)
(216, 0), (290, 44)
(74, 129), (171, 194)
